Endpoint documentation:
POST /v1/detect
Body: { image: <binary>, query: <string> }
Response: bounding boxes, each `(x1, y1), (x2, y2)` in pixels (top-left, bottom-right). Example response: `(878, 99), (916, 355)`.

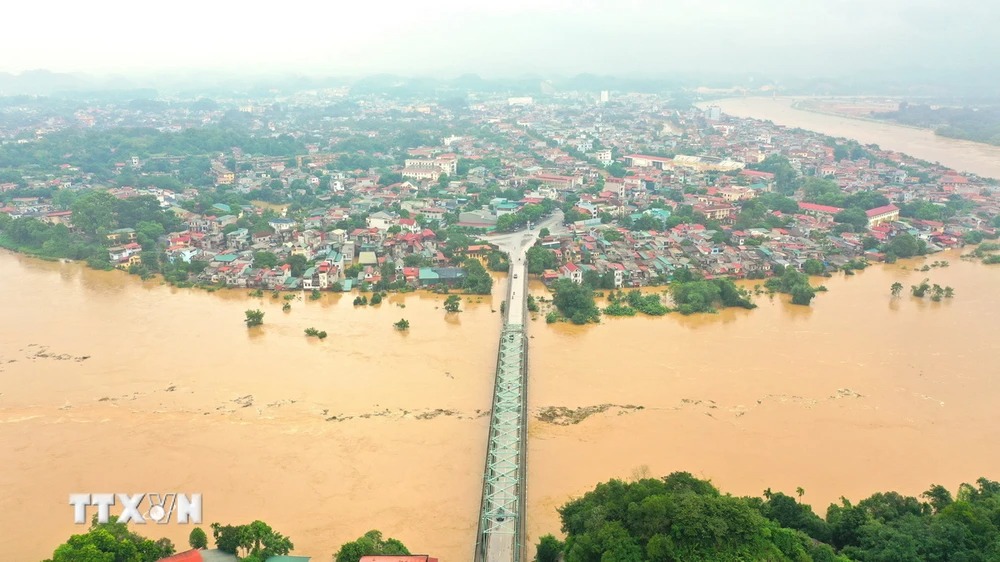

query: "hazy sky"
(2, 0), (997, 77)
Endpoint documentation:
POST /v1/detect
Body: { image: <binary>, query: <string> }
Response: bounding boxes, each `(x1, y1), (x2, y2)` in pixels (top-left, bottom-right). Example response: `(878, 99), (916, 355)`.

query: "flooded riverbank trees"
(765, 268), (819, 306)
(551, 279), (601, 324)
(541, 472), (1000, 562)
(244, 309), (264, 327)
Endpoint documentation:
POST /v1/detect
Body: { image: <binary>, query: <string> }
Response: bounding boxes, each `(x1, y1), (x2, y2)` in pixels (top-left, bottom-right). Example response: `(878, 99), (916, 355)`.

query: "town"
(2, 91), (998, 303)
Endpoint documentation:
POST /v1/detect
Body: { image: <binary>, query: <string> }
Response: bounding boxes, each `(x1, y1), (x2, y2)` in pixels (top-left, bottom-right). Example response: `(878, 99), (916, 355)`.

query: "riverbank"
(789, 98), (931, 133)
(711, 97), (1000, 178)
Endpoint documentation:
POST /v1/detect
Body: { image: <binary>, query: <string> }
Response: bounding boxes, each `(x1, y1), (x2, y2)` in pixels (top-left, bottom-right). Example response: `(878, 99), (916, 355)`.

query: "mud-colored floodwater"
(4, 249), (997, 561)
(0, 251), (505, 561)
(710, 97), (1000, 178)
(525, 253), (1000, 543)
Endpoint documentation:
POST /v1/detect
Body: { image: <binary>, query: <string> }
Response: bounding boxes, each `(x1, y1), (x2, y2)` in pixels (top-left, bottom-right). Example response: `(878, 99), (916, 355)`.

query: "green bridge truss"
(475, 323), (528, 562)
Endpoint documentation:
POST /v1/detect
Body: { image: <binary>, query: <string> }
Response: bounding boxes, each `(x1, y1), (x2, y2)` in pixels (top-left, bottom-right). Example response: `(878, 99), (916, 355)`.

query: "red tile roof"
(158, 549), (203, 562)
(798, 202), (844, 214)
(865, 204), (900, 218)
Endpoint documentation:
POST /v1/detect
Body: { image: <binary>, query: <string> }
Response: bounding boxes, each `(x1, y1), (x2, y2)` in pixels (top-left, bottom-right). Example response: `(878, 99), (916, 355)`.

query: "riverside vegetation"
(44, 516), (410, 562)
(535, 472), (1000, 562)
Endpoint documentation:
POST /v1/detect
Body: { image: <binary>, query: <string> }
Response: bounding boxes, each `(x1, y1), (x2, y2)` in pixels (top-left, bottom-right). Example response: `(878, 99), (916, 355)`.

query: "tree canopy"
(551, 279), (601, 324)
(45, 517), (174, 562)
(543, 473), (1000, 562)
(335, 530), (410, 562)
(210, 521), (293, 561)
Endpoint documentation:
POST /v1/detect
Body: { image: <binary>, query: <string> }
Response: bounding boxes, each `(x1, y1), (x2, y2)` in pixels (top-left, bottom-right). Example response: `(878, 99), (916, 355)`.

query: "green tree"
(890, 282), (904, 297)
(802, 259), (826, 276)
(526, 246), (559, 274)
(551, 279), (600, 324)
(886, 233), (926, 258)
(253, 251), (278, 269)
(335, 530), (410, 562)
(210, 521), (292, 559)
(189, 527), (208, 549)
(244, 309), (264, 327)
(791, 284), (817, 306)
(462, 258), (493, 295)
(394, 318), (410, 330)
(70, 190), (119, 236)
(911, 278), (931, 298)
(285, 254), (308, 277)
(444, 294), (462, 313)
(833, 208), (868, 231)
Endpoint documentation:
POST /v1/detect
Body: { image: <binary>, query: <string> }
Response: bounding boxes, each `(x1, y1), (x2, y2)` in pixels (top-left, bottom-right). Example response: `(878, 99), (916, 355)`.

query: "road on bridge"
(474, 210), (563, 562)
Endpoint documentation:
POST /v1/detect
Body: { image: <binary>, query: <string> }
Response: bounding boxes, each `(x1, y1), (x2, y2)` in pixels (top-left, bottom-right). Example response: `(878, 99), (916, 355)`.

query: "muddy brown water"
(3, 249), (998, 560)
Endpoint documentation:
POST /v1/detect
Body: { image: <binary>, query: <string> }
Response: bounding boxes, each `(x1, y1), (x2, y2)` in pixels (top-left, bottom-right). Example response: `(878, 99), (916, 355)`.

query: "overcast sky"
(2, 0), (997, 77)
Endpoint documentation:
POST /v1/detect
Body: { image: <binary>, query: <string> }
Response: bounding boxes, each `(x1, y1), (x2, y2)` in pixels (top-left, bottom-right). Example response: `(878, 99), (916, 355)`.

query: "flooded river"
(0, 252), (504, 561)
(526, 252), (1000, 542)
(5, 97), (1000, 558)
(710, 97), (1000, 178)
(3, 248), (999, 560)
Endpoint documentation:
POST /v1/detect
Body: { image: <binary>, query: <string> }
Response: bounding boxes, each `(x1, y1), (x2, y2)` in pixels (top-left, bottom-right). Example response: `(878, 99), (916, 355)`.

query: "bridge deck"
(476, 257), (529, 562)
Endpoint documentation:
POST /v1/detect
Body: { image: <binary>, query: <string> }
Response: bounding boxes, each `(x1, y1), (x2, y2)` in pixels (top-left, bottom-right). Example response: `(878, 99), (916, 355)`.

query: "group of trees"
(461, 258), (493, 295)
(494, 200), (557, 232)
(0, 123), (305, 179)
(907, 278), (955, 301)
(539, 472), (1000, 562)
(765, 267), (818, 306)
(884, 233), (928, 260)
(604, 290), (670, 317)
(527, 246), (560, 274)
(44, 517), (297, 562)
(335, 530), (410, 562)
(551, 278), (601, 324)
(0, 191), (182, 271)
(751, 154), (800, 195)
(210, 521), (293, 561)
(304, 327), (329, 339)
(670, 275), (756, 315)
(44, 517), (175, 562)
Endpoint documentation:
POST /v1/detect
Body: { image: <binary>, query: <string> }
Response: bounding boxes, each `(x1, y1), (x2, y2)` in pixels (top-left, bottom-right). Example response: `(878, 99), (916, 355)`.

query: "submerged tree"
(890, 282), (904, 297)
(244, 309), (264, 327)
(444, 294), (462, 313)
